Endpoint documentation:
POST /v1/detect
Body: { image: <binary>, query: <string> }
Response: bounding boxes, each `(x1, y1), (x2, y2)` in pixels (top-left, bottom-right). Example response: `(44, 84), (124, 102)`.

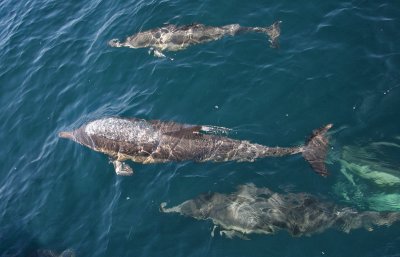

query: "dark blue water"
(1, 0), (400, 256)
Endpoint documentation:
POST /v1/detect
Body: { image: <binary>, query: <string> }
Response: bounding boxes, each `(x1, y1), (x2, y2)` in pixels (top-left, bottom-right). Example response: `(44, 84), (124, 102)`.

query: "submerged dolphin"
(108, 21), (281, 57)
(160, 184), (400, 238)
(37, 249), (75, 257)
(59, 117), (332, 176)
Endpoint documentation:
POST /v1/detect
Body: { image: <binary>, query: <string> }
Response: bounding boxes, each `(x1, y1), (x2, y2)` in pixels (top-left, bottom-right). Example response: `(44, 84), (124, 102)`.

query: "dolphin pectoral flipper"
(111, 160), (134, 176)
(153, 49), (166, 58)
(150, 48), (174, 60)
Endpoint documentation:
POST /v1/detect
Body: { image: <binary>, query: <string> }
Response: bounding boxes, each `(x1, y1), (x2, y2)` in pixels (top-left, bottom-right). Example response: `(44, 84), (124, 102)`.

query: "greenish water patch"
(335, 139), (400, 211)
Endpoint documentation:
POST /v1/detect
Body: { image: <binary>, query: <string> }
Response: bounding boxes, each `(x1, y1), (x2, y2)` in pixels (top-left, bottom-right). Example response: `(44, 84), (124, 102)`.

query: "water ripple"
(1, 0), (400, 256)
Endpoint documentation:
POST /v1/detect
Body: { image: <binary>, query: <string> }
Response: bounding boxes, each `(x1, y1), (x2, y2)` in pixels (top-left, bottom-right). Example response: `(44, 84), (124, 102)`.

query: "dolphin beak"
(58, 131), (74, 140)
(323, 123), (333, 133)
(108, 39), (121, 47)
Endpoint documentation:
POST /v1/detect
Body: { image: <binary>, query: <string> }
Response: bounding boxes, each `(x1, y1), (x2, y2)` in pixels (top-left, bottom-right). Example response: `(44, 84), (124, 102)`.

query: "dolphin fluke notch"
(302, 124), (333, 177)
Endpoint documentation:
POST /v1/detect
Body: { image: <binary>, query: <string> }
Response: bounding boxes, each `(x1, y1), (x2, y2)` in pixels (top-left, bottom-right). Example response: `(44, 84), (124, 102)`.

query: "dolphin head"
(180, 199), (210, 219)
(108, 35), (151, 49)
(125, 33), (156, 48)
(58, 126), (98, 151)
(160, 193), (216, 219)
(108, 38), (123, 47)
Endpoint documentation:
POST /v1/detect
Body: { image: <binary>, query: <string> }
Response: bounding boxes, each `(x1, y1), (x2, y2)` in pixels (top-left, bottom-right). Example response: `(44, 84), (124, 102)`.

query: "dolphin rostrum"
(160, 184), (400, 238)
(59, 117), (332, 176)
(108, 21), (281, 57)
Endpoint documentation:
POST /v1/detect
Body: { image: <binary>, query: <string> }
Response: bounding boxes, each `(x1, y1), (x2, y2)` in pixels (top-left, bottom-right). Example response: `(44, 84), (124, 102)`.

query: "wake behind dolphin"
(160, 184), (400, 238)
(108, 21), (281, 58)
(59, 117), (332, 176)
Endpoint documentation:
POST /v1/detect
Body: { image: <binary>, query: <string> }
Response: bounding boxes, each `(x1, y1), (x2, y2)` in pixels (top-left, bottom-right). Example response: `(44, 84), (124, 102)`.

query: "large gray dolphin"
(108, 21), (281, 57)
(59, 117), (331, 176)
(160, 184), (400, 238)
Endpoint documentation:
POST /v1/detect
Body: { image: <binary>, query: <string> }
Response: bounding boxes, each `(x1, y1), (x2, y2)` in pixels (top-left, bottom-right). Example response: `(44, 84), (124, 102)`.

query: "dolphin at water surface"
(160, 184), (400, 239)
(59, 117), (331, 176)
(108, 21), (281, 58)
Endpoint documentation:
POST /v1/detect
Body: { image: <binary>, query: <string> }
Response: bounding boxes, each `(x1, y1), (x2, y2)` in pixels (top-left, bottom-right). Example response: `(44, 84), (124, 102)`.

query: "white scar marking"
(85, 118), (160, 144)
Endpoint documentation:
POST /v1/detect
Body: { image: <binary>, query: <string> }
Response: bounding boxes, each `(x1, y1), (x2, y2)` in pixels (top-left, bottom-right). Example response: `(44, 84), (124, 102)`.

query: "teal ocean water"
(1, 0), (400, 256)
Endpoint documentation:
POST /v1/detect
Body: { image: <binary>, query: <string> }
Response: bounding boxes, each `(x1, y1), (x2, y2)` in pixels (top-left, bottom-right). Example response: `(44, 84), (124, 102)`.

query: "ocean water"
(1, 0), (400, 256)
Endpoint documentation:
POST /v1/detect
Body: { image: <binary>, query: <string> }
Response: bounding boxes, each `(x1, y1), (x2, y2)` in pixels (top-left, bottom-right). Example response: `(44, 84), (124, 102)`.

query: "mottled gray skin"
(59, 117), (331, 176)
(37, 249), (75, 257)
(108, 21), (281, 56)
(160, 184), (400, 238)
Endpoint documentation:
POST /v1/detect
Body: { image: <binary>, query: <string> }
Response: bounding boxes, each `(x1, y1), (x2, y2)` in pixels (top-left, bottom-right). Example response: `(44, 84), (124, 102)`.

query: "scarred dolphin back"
(84, 117), (160, 144)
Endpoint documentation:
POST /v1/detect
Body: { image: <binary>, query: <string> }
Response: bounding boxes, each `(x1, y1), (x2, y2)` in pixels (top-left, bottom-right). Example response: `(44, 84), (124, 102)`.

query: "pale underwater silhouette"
(161, 184), (400, 239)
(334, 138), (400, 211)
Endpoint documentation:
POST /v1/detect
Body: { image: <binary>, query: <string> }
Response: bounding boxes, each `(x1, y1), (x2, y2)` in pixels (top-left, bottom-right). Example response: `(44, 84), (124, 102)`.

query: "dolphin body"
(160, 184), (400, 238)
(37, 249), (75, 257)
(108, 21), (281, 57)
(59, 117), (332, 176)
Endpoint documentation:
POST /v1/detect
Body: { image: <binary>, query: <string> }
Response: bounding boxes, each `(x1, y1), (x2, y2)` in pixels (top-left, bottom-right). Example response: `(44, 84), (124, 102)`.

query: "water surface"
(1, 0), (400, 256)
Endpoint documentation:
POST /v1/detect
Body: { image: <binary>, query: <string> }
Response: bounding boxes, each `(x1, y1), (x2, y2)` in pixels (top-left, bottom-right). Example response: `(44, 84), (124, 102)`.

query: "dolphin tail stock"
(264, 21), (282, 48)
(302, 124), (333, 177)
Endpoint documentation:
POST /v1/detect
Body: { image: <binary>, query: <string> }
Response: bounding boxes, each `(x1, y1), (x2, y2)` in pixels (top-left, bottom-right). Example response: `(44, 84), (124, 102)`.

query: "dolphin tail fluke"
(302, 124), (333, 177)
(265, 21), (282, 48)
